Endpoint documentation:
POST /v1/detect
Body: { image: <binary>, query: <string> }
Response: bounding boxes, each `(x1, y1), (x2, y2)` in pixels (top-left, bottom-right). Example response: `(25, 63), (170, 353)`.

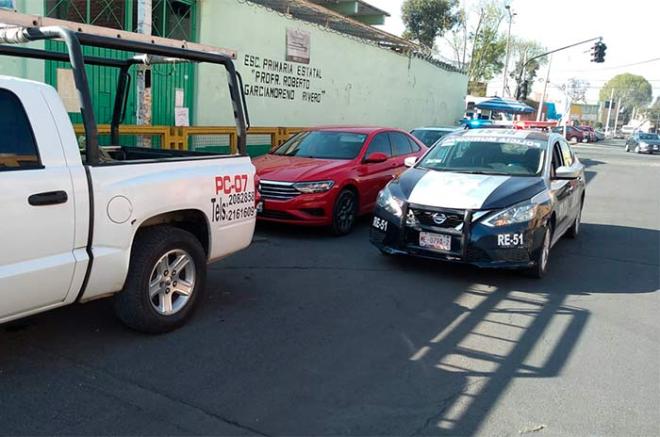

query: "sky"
(367, 0), (658, 105)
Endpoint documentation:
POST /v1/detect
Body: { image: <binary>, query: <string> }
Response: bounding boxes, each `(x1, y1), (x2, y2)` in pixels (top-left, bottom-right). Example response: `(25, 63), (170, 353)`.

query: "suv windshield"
(639, 133), (658, 140)
(417, 137), (546, 176)
(272, 131), (367, 159)
(411, 129), (453, 147)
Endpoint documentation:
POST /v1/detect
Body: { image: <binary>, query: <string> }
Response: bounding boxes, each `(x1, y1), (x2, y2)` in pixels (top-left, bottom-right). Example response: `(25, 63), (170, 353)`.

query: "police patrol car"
(369, 129), (586, 278)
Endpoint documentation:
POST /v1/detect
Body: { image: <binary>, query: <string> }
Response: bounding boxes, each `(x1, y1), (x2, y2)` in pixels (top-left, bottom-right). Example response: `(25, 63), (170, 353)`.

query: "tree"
(599, 73), (652, 122)
(565, 78), (590, 103)
(402, 0), (460, 49)
(508, 38), (546, 97)
(444, 0), (508, 92)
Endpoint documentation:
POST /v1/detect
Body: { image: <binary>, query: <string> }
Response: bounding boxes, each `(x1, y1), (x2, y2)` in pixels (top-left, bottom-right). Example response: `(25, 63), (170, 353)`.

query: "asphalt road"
(1, 140), (658, 436)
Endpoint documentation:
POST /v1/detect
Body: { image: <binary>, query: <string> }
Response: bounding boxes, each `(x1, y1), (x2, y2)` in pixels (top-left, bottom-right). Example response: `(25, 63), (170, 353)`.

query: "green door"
(44, 0), (196, 132)
(151, 0), (196, 126)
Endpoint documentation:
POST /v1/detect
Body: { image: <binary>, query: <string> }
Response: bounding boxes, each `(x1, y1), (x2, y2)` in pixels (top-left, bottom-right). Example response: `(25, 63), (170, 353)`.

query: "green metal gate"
(44, 0), (196, 130)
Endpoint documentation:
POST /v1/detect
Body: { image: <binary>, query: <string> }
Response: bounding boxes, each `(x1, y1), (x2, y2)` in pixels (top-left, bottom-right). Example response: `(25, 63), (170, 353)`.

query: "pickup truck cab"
(0, 24), (255, 332)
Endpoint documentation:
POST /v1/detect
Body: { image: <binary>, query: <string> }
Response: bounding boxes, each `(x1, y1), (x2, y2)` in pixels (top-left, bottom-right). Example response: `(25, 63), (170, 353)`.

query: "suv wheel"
(570, 136), (578, 143)
(331, 189), (358, 236)
(114, 225), (207, 333)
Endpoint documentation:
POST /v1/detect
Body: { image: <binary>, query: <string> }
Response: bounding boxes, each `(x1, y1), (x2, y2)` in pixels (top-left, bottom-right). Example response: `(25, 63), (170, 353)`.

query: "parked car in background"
(253, 127), (427, 235)
(594, 129), (606, 141)
(578, 125), (598, 142)
(410, 127), (457, 147)
(552, 126), (588, 143)
(625, 132), (660, 154)
(621, 125), (637, 138)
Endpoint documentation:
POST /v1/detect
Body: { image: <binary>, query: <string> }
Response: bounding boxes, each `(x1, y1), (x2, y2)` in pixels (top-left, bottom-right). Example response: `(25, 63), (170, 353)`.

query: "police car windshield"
(417, 137), (545, 176)
(410, 129), (453, 147)
(272, 131), (367, 159)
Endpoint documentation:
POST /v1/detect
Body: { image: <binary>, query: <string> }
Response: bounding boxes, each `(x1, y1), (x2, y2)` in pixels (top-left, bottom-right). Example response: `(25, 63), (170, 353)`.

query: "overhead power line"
(558, 57), (660, 74)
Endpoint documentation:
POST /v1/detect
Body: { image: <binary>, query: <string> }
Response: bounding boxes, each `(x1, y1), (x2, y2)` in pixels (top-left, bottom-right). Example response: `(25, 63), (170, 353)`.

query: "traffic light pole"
(516, 36), (603, 100)
(605, 88), (614, 136)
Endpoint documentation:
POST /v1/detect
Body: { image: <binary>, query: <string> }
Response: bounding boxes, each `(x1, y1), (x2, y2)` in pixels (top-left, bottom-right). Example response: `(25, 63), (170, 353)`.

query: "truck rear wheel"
(114, 225), (207, 333)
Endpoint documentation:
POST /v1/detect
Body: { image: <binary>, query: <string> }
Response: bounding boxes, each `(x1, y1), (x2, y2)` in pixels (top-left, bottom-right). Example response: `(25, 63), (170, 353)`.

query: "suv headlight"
(483, 200), (539, 227)
(639, 142), (649, 148)
(376, 186), (404, 218)
(292, 180), (335, 193)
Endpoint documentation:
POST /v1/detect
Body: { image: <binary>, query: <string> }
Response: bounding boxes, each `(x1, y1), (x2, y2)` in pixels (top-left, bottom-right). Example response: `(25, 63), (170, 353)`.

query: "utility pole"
(536, 54), (552, 121)
(501, 5), (516, 97)
(613, 98), (622, 132)
(136, 0), (152, 127)
(604, 88), (614, 136)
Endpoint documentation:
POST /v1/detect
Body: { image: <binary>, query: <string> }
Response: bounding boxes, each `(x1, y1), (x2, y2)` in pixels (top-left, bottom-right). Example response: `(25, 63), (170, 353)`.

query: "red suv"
(253, 127), (427, 235)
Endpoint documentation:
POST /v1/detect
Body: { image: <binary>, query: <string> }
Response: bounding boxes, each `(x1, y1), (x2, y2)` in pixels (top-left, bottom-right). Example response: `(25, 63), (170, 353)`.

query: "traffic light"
(591, 41), (607, 63)
(516, 80), (529, 100)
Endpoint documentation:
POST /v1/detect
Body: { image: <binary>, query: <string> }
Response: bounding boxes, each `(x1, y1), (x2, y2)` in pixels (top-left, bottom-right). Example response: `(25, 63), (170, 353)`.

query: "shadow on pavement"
(0, 222), (657, 435)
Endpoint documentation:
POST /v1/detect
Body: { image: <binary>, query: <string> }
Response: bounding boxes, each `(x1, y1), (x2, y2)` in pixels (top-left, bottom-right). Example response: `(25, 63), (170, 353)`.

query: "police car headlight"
(377, 186), (404, 218)
(293, 180), (335, 193)
(483, 200), (538, 227)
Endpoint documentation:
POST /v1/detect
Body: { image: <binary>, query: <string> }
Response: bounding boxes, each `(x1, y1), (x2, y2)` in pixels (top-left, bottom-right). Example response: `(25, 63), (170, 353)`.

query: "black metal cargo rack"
(0, 25), (250, 164)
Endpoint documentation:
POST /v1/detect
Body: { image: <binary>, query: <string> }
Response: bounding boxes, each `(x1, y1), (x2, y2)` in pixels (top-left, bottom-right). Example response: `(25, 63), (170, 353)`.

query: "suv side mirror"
(404, 156), (417, 167)
(364, 152), (388, 163)
(554, 165), (580, 180)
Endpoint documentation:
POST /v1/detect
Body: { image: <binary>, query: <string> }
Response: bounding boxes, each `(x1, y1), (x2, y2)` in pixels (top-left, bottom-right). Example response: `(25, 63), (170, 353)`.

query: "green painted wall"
(0, 0), (45, 82)
(195, 0), (467, 131)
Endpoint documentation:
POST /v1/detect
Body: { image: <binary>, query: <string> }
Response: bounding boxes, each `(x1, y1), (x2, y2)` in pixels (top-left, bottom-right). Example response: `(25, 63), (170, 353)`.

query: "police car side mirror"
(364, 152), (388, 163)
(404, 156), (417, 167)
(554, 165), (580, 180)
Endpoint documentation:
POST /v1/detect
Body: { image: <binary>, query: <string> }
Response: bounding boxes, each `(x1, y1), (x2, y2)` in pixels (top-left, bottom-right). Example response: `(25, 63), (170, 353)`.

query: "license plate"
(256, 201), (264, 213)
(419, 232), (451, 251)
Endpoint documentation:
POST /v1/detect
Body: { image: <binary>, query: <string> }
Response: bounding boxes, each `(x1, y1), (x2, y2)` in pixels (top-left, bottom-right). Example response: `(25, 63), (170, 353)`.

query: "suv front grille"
(259, 180), (300, 200)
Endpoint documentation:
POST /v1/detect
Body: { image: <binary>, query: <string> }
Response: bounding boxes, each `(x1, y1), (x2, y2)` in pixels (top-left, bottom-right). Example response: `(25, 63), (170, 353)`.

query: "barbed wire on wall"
(235, 0), (466, 75)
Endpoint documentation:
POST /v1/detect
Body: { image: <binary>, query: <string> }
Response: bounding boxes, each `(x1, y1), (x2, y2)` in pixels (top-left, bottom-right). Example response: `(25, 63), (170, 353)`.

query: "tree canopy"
(508, 38), (547, 96)
(599, 74), (653, 113)
(402, 0), (459, 48)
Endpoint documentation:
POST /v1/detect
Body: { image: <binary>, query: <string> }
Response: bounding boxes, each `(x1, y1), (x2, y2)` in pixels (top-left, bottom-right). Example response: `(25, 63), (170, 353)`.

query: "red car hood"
(253, 154), (353, 182)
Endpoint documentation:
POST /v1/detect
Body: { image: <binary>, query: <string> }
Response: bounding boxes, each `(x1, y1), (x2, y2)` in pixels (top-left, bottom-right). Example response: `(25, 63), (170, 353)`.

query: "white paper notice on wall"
(175, 88), (185, 107)
(57, 68), (80, 113)
(286, 28), (311, 64)
(175, 107), (190, 126)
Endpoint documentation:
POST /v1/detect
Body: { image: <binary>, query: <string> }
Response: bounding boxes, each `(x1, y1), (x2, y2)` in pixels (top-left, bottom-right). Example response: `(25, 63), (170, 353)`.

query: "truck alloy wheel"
(114, 226), (206, 333)
(148, 249), (196, 316)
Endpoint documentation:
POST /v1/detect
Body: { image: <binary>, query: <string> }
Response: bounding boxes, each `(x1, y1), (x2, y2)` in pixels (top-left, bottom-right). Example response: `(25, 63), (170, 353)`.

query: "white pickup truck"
(0, 25), (256, 332)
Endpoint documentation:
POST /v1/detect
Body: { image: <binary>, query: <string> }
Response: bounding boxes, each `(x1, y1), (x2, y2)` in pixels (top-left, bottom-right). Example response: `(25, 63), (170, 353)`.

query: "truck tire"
(114, 225), (207, 333)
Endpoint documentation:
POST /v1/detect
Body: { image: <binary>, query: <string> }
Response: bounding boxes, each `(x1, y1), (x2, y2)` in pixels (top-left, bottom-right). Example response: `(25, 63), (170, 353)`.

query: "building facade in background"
(4, 0), (467, 132)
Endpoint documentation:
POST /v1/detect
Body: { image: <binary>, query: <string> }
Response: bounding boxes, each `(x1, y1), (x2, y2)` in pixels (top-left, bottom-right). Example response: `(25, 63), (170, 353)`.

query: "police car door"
(549, 140), (573, 236)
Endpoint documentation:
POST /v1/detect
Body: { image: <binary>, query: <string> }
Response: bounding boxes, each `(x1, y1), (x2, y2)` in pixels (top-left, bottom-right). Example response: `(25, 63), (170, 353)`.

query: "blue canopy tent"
(475, 97), (535, 114)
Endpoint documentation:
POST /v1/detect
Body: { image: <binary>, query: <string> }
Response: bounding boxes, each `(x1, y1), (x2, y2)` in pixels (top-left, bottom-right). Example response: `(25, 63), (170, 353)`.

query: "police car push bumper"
(369, 171), (550, 268)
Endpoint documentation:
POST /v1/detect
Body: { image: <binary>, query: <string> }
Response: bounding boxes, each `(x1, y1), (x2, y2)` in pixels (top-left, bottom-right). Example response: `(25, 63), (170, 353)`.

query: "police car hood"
(397, 168), (546, 210)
